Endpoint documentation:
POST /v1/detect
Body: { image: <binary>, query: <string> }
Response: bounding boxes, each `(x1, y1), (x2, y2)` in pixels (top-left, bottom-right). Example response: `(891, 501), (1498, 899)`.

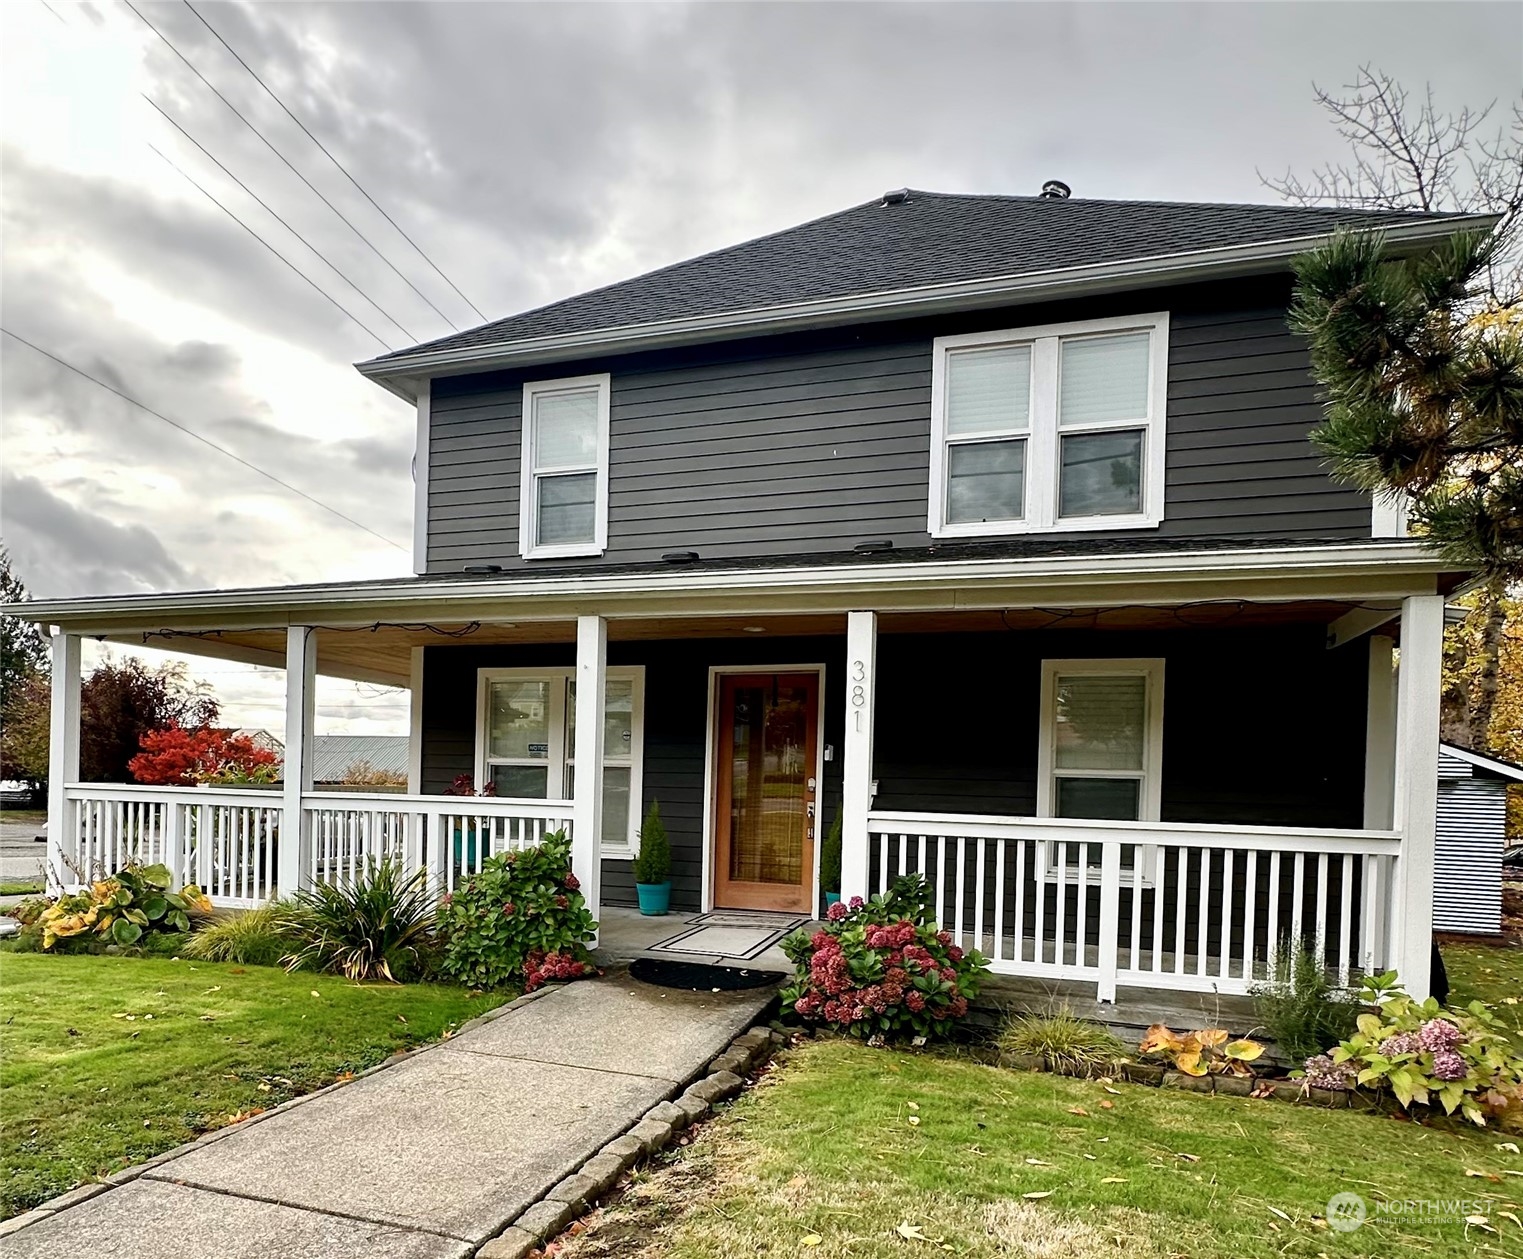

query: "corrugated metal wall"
(1434, 750), (1505, 935)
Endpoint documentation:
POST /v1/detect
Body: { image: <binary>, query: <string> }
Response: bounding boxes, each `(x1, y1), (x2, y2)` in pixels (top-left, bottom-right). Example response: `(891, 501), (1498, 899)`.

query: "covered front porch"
(33, 546), (1447, 1001)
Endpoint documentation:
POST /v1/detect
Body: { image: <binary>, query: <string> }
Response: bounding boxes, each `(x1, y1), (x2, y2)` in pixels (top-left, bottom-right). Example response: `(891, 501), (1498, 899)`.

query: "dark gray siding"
(420, 623), (1368, 912)
(425, 276), (1372, 572)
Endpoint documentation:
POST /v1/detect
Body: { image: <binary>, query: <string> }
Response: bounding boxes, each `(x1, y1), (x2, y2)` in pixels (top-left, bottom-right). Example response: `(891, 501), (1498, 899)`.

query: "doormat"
(647, 914), (808, 961)
(688, 911), (812, 930)
(629, 958), (781, 992)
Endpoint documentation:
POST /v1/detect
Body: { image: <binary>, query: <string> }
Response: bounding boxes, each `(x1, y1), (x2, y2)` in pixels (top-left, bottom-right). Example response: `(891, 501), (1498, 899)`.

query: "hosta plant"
(36, 862), (210, 950)
(1322, 970), (1523, 1128)
(1139, 1024), (1266, 1077)
(780, 874), (988, 1043)
(283, 859), (435, 982)
(435, 830), (598, 991)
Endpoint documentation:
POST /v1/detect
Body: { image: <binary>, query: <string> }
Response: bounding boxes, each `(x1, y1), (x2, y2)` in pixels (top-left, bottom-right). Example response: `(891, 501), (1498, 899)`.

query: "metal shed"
(1435, 741), (1522, 936)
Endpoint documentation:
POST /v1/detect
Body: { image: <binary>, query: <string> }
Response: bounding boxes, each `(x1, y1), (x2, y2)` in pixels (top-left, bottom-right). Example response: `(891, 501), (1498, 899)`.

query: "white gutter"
(13, 541), (1454, 630)
(354, 216), (1496, 400)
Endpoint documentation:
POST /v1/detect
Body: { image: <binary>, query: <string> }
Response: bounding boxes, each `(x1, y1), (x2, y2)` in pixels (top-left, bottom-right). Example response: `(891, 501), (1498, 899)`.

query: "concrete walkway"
(3, 970), (776, 1258)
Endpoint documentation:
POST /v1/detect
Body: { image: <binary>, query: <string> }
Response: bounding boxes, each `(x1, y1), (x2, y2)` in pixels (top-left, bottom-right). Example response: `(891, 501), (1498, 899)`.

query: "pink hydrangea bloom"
(826, 901), (848, 922)
(1418, 1018), (1462, 1053)
(1431, 1049), (1467, 1081)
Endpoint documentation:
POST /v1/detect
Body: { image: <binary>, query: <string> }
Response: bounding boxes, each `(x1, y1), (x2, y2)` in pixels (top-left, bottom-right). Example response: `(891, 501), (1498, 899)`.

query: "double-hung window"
(930, 313), (1167, 536)
(1036, 658), (1164, 878)
(519, 374), (610, 559)
(476, 666), (644, 857)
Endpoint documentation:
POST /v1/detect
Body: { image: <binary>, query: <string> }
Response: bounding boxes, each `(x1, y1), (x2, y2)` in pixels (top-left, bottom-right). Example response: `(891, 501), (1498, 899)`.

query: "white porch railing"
(57, 785), (573, 907)
(867, 810), (1403, 1000)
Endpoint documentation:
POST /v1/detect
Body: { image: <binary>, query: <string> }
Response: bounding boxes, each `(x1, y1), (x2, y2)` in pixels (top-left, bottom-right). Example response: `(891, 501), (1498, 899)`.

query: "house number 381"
(850, 659), (868, 730)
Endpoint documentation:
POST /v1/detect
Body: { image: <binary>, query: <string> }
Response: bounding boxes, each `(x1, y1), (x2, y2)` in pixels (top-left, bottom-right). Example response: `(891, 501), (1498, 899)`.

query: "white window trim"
(474, 665), (645, 858)
(1036, 658), (1165, 884)
(518, 373), (611, 560)
(929, 312), (1169, 538)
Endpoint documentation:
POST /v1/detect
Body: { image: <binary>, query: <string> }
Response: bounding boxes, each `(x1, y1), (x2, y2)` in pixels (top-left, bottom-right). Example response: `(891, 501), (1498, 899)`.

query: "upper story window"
(519, 373), (611, 559)
(929, 313), (1168, 537)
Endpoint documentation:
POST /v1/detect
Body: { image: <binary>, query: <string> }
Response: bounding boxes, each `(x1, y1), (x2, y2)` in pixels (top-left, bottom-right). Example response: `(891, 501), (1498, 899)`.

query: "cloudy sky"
(2, 0), (1519, 734)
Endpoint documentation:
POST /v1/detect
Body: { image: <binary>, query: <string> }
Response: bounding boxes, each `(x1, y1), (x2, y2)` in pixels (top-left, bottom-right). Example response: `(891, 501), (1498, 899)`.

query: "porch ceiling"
(108, 600), (1370, 689)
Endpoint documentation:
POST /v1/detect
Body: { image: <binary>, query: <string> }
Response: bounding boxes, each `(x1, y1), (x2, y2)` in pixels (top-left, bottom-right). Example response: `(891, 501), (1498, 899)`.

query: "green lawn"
(0, 881), (44, 897)
(1444, 936), (1523, 1015)
(0, 952), (500, 1218)
(563, 1038), (1522, 1259)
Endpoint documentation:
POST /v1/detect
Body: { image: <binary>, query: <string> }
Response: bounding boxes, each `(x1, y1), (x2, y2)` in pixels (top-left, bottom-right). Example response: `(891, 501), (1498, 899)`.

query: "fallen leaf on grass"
(1100, 1177), (1128, 1184)
(1102, 1086), (1121, 1095)
(1082, 1154), (1097, 1161)
(1498, 1211), (1521, 1229)
(256, 1082), (272, 1093)
(907, 1101), (919, 1111)
(800, 1235), (822, 1247)
(310, 991), (321, 999)
(397, 1014), (408, 1024)
(1068, 1106), (1089, 1116)
(1498, 1142), (1520, 1154)
(1465, 1215), (1496, 1232)
(896, 1222), (929, 1240)
(1175, 1153), (1200, 1163)
(1267, 1207), (1292, 1222)
(1024, 1158), (1052, 1166)
(1466, 1169), (1502, 1182)
(1099, 1100), (1115, 1110)
(1022, 1191), (1054, 1201)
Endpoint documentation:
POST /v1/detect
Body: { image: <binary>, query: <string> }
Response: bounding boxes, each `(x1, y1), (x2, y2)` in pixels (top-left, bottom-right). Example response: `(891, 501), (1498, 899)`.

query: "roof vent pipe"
(1040, 180), (1071, 200)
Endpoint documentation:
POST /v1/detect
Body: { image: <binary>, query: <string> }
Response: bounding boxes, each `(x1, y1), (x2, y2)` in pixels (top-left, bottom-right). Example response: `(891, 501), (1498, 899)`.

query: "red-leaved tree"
(129, 726), (278, 786)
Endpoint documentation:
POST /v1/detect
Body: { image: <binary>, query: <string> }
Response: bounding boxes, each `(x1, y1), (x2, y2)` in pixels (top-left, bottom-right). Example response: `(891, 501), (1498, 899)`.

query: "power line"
(0, 327), (409, 553)
(181, 0), (488, 324)
(122, 0), (462, 332)
(150, 142), (393, 351)
(145, 97), (419, 343)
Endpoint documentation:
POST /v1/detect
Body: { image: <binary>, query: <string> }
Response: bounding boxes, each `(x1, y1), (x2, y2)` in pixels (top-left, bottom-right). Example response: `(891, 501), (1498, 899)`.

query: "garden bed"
(0, 952), (501, 1218)
(553, 1036), (1520, 1258)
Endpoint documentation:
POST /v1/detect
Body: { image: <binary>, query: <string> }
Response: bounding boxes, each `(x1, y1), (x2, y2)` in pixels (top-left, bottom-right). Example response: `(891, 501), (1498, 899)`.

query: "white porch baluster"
(280, 626), (317, 898)
(46, 632), (82, 893)
(841, 610), (877, 905)
(572, 614), (606, 936)
(1392, 594), (1443, 997)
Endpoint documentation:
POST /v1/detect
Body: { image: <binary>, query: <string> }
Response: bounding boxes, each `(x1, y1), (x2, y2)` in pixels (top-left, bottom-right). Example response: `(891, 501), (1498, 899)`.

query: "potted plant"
(633, 800), (671, 915)
(444, 775), (497, 873)
(821, 810), (842, 909)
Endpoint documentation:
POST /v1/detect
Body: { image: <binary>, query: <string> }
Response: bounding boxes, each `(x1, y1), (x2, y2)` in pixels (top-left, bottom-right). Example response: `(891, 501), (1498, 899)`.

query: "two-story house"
(24, 186), (1493, 1001)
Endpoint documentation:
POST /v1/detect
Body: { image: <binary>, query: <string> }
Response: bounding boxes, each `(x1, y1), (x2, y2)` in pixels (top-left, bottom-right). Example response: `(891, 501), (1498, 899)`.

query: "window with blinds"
(519, 374), (610, 558)
(930, 314), (1167, 536)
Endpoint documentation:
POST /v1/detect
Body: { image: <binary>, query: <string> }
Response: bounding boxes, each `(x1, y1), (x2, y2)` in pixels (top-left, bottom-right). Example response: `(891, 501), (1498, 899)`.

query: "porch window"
(1036, 658), (1165, 877)
(519, 374), (610, 559)
(930, 314), (1167, 537)
(476, 666), (644, 857)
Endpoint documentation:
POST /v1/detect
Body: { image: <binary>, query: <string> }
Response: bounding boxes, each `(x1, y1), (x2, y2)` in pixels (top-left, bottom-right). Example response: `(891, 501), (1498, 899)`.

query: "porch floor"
(594, 906), (798, 974)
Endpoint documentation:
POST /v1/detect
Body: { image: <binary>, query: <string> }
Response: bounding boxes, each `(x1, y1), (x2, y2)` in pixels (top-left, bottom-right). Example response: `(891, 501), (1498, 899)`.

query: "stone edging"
(1000, 1053), (1378, 1110)
(475, 1024), (786, 1259)
(0, 986), (559, 1241)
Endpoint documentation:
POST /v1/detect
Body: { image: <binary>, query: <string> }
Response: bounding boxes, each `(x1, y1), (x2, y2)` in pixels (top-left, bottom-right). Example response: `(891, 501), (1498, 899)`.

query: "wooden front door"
(713, 672), (819, 912)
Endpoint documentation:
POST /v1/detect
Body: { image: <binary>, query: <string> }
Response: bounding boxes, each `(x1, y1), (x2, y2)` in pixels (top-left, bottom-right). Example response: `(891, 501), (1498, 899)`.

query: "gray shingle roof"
(365, 191), (1473, 365)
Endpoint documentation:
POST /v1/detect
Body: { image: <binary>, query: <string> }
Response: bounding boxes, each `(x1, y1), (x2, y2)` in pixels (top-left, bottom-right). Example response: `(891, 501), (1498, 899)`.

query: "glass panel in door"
(715, 672), (818, 912)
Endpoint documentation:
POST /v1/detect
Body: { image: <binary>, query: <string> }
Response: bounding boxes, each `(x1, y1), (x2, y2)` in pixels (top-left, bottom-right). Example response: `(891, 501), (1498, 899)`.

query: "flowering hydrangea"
(1418, 1018), (1462, 1053)
(523, 948), (598, 992)
(780, 875), (987, 1042)
(1303, 1053), (1356, 1091)
(1430, 1049), (1468, 1082)
(1378, 1031), (1420, 1056)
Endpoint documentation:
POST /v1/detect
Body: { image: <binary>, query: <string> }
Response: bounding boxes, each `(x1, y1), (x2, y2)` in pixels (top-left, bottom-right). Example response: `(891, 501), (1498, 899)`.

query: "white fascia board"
(1437, 742), (1523, 782)
(354, 217), (1497, 401)
(16, 541), (1450, 634)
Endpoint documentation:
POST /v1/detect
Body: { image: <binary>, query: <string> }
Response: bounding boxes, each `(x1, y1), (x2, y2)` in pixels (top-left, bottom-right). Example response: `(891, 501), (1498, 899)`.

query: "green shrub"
(820, 811), (842, 895)
(1250, 939), (1363, 1062)
(283, 860), (435, 982)
(780, 875), (988, 1042)
(436, 830), (597, 991)
(1323, 970), (1523, 1127)
(998, 1006), (1128, 1076)
(632, 801), (671, 886)
(185, 903), (303, 967)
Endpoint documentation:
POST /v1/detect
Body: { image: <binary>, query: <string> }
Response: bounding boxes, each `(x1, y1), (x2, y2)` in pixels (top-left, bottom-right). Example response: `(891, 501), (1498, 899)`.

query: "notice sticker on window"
(528, 742), (549, 755)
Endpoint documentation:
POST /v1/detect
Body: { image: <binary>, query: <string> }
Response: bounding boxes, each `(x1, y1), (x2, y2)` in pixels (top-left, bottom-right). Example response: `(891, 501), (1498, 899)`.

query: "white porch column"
(1392, 596), (1442, 997)
(572, 614), (606, 937)
(46, 631), (82, 892)
(841, 610), (877, 905)
(280, 626), (317, 897)
(406, 646), (425, 795)
(1363, 634), (1397, 829)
